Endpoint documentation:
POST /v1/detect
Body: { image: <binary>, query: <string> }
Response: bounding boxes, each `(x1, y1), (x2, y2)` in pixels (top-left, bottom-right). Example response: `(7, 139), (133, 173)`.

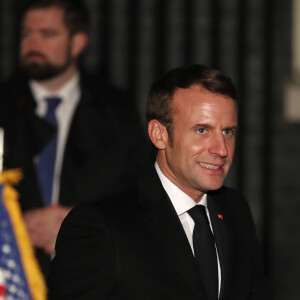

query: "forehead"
(22, 6), (66, 29)
(171, 84), (237, 122)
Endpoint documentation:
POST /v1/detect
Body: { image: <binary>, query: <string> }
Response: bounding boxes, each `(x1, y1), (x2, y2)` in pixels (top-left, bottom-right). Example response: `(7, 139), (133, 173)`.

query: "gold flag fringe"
(0, 169), (47, 300)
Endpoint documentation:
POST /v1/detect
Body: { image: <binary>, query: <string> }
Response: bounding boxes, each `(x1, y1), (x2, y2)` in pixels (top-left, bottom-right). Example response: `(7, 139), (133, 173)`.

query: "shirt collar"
(154, 161), (207, 216)
(29, 71), (80, 104)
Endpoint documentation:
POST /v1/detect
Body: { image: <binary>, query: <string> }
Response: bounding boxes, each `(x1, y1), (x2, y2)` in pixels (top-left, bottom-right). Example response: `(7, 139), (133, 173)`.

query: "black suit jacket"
(0, 71), (151, 274)
(49, 165), (267, 300)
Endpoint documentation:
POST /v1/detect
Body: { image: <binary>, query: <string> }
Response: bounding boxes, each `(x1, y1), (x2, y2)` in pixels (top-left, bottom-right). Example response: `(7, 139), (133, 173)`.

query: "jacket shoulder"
(68, 182), (139, 220)
(79, 70), (134, 105)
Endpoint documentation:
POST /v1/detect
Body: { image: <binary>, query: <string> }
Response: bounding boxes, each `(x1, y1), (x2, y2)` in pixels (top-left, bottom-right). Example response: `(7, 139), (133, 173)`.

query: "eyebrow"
(225, 125), (238, 131)
(192, 123), (213, 130)
(192, 123), (238, 130)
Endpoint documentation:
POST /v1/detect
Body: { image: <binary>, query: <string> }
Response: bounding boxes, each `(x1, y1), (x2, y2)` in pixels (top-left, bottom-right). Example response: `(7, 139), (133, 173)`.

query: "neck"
(37, 63), (77, 93)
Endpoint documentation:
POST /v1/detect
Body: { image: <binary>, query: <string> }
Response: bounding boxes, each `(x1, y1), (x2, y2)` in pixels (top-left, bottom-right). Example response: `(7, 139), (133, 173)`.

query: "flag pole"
(0, 128), (4, 173)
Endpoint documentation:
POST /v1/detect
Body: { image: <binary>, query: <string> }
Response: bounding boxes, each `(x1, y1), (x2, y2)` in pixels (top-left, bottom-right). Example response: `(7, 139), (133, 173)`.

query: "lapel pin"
(218, 214), (223, 220)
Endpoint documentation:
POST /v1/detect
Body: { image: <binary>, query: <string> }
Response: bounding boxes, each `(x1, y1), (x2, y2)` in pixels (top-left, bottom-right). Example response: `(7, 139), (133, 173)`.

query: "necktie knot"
(44, 97), (61, 125)
(188, 204), (210, 225)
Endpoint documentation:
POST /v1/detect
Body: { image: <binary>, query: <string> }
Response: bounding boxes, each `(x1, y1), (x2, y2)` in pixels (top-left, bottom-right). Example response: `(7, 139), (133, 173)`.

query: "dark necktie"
(35, 97), (61, 207)
(188, 205), (218, 300)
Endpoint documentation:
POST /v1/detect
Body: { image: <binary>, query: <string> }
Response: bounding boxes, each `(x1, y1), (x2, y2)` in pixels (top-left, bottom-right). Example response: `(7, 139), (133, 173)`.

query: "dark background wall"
(0, 0), (299, 299)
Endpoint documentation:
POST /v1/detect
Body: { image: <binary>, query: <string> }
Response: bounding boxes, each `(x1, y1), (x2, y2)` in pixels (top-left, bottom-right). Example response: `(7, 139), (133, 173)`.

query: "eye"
(223, 129), (234, 136)
(43, 32), (55, 38)
(41, 30), (58, 38)
(196, 128), (207, 134)
(21, 30), (31, 39)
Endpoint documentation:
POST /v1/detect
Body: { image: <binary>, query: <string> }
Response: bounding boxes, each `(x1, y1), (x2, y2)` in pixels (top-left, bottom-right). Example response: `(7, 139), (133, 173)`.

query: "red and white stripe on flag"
(0, 268), (6, 300)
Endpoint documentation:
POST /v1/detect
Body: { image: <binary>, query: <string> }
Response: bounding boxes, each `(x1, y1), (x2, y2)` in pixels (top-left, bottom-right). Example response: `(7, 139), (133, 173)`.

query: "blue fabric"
(35, 97), (61, 206)
(0, 185), (32, 299)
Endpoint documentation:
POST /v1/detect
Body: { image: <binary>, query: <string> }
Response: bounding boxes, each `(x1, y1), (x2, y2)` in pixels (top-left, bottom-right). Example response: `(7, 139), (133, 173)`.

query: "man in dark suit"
(49, 64), (267, 299)
(0, 0), (148, 277)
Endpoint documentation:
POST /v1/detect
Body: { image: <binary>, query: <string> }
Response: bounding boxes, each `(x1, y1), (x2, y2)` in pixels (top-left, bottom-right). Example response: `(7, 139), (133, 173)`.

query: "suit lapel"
(30, 112), (56, 154)
(138, 166), (207, 299)
(14, 86), (56, 156)
(208, 190), (235, 300)
(6, 88), (56, 209)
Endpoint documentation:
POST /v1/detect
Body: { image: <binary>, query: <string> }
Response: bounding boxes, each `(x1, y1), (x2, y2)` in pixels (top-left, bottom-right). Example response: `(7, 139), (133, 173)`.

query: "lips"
(199, 162), (222, 170)
(24, 51), (47, 60)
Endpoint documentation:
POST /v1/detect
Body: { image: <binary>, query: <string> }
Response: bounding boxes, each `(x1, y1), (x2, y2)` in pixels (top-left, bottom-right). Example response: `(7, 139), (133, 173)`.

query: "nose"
(22, 34), (41, 51)
(208, 133), (228, 158)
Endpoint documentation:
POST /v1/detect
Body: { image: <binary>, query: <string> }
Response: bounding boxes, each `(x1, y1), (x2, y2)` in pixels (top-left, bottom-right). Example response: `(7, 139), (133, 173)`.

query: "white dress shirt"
(155, 161), (221, 296)
(30, 72), (81, 204)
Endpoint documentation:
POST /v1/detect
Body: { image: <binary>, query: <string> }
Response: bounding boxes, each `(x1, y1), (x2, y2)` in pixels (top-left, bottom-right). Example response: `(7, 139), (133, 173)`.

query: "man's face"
(20, 6), (75, 80)
(158, 85), (237, 200)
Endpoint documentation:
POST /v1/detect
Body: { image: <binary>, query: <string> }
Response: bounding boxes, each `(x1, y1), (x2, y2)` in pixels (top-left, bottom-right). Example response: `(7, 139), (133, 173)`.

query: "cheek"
(227, 140), (236, 157)
(48, 38), (69, 53)
(172, 132), (205, 160)
(188, 139), (206, 156)
(20, 40), (30, 53)
(49, 44), (69, 61)
(175, 142), (205, 167)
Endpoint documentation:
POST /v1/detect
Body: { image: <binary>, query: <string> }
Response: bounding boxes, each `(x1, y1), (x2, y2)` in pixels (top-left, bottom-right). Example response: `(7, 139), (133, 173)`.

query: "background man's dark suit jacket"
(49, 165), (267, 300)
(0, 71), (150, 275)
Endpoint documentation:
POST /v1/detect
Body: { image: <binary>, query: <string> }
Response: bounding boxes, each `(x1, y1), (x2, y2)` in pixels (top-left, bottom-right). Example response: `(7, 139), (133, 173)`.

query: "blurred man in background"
(0, 0), (149, 277)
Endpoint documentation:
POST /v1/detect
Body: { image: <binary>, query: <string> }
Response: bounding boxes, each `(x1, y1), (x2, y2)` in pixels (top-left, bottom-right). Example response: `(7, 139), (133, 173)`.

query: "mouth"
(199, 162), (222, 170)
(24, 52), (46, 60)
(26, 54), (45, 60)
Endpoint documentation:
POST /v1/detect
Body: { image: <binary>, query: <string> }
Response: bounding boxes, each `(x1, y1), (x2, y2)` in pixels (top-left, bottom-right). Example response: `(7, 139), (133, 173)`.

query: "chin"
(201, 181), (224, 192)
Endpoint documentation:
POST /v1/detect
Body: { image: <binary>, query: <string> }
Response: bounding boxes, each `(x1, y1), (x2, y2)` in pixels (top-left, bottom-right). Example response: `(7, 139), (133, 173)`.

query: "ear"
(148, 119), (169, 150)
(71, 32), (88, 57)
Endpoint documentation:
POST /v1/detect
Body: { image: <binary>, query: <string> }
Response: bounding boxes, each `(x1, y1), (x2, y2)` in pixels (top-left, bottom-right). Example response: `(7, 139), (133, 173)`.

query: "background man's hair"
(146, 64), (237, 141)
(21, 0), (89, 35)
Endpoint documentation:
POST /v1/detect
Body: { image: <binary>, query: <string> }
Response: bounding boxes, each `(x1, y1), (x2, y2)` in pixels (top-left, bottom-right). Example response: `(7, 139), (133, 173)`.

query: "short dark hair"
(21, 0), (89, 35)
(146, 64), (237, 140)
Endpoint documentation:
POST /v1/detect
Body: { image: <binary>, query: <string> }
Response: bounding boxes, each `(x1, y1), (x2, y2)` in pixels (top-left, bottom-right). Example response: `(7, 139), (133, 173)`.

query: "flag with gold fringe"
(0, 169), (47, 300)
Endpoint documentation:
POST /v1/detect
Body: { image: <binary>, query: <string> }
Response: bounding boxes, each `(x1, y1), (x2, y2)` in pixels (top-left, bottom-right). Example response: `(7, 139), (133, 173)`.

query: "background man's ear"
(71, 32), (88, 57)
(148, 119), (169, 150)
